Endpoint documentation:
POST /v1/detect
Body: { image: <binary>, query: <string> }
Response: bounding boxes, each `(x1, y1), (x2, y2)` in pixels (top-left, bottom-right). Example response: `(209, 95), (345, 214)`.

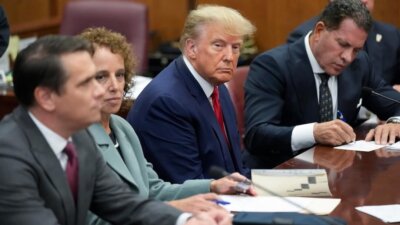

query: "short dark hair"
(13, 35), (94, 107)
(319, 0), (372, 32)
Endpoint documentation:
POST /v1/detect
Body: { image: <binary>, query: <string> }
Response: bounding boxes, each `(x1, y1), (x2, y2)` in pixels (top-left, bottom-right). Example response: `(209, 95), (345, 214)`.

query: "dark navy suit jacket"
(287, 17), (400, 85)
(244, 37), (400, 167)
(127, 56), (249, 183)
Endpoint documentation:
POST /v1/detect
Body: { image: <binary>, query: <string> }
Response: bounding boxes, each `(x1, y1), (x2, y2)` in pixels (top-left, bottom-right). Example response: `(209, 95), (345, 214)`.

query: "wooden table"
(275, 124), (400, 225)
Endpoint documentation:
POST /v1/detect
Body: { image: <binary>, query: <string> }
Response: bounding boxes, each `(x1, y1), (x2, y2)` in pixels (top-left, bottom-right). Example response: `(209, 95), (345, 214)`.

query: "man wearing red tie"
(127, 5), (256, 183)
(0, 35), (231, 225)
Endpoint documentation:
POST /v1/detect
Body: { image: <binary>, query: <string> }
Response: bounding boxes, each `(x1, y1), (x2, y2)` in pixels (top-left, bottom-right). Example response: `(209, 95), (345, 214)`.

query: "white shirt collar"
(304, 31), (325, 74)
(183, 55), (214, 98)
(28, 111), (69, 159)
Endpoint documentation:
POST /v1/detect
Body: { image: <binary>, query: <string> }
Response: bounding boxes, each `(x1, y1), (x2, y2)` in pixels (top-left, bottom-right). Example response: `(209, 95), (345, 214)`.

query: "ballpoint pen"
(337, 110), (346, 122)
(212, 199), (231, 205)
(337, 110), (356, 144)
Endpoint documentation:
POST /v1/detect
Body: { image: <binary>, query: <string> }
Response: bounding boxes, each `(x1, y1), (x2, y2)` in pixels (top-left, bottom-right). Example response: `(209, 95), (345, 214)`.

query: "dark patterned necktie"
(211, 86), (230, 146)
(319, 73), (333, 122)
(64, 141), (78, 203)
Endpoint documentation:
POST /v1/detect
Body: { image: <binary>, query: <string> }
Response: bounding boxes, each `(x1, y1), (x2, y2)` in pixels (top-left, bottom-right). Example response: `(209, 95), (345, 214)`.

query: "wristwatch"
(386, 117), (400, 124)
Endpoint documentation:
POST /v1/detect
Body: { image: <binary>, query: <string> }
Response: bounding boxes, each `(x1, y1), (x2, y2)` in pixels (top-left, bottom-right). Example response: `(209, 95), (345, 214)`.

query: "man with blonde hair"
(127, 5), (256, 183)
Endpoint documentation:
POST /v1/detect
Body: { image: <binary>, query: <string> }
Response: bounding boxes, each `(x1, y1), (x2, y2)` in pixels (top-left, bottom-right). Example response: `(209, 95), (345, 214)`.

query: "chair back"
(226, 66), (250, 149)
(59, 0), (148, 74)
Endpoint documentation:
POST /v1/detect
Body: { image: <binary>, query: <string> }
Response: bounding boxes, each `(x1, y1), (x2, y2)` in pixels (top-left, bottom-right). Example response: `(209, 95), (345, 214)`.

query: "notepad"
(334, 140), (387, 152)
(251, 169), (332, 197)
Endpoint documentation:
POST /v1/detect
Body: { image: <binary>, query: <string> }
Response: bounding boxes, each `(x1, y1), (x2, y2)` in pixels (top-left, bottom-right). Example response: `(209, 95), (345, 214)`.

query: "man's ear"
(185, 39), (197, 59)
(33, 86), (56, 112)
(313, 21), (326, 41)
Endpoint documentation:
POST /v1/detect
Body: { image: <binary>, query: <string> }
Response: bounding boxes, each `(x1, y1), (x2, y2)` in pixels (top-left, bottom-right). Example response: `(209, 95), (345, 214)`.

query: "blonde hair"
(179, 4), (256, 51)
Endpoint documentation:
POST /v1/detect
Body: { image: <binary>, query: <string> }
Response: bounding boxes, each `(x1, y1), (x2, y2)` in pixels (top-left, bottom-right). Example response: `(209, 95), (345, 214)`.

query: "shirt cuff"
(176, 212), (192, 225)
(291, 123), (316, 151)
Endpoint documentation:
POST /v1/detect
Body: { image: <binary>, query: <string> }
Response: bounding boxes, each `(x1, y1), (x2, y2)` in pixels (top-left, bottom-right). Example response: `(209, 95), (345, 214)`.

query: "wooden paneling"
(135, 0), (189, 51)
(1, 0), (399, 53)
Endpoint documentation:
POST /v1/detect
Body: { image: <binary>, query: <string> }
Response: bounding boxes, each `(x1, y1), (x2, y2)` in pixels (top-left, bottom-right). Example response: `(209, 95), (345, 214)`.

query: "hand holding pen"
(313, 113), (356, 146)
(210, 172), (257, 196)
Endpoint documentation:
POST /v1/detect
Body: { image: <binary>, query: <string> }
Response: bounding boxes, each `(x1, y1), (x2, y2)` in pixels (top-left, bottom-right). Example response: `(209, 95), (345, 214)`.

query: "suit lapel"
(176, 57), (234, 169)
(88, 124), (136, 186)
(366, 24), (383, 77)
(14, 107), (76, 225)
(289, 41), (320, 122)
(219, 85), (241, 170)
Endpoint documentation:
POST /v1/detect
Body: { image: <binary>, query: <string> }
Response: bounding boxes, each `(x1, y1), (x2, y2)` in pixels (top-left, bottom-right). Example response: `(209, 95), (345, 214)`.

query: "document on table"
(251, 169), (332, 197)
(356, 204), (400, 223)
(218, 195), (341, 215)
(334, 140), (387, 152)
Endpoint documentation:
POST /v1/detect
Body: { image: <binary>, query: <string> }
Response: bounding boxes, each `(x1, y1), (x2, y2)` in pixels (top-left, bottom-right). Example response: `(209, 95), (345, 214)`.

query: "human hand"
(210, 172), (257, 196)
(185, 208), (232, 225)
(393, 84), (400, 92)
(167, 193), (222, 213)
(365, 123), (400, 144)
(313, 120), (356, 146)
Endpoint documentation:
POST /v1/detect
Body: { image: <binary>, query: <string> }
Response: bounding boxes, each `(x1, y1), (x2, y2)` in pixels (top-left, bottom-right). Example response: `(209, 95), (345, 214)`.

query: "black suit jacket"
(287, 17), (400, 85)
(0, 106), (181, 225)
(244, 37), (400, 167)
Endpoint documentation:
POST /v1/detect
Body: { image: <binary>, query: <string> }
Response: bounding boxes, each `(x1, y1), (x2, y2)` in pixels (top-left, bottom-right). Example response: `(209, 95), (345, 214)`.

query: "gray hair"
(179, 4), (256, 51)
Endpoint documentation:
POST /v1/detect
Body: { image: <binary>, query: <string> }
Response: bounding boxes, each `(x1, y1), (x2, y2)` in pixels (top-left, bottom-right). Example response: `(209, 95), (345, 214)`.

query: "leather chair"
(59, 0), (149, 74)
(226, 66), (250, 150)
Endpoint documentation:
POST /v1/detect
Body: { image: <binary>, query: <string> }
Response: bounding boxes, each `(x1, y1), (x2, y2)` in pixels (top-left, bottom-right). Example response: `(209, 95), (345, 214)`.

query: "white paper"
(385, 142), (400, 150)
(356, 204), (400, 223)
(334, 140), (387, 152)
(219, 195), (341, 215)
(252, 169), (332, 197)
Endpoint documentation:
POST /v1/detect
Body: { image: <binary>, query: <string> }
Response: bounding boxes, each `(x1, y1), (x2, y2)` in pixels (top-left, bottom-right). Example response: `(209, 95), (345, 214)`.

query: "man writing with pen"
(244, 0), (400, 168)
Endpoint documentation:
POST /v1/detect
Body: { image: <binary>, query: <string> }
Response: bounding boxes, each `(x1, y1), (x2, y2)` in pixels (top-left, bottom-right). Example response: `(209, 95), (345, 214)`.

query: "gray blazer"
(87, 115), (211, 225)
(0, 106), (182, 225)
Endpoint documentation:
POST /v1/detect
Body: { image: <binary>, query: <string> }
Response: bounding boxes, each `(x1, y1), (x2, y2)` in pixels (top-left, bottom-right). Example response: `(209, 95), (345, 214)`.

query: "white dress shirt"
(28, 111), (70, 170)
(291, 32), (339, 151)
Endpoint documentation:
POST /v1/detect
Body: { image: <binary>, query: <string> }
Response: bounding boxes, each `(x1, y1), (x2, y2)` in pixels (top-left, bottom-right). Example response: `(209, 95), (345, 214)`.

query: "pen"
(337, 110), (346, 122)
(212, 199), (231, 205)
(337, 110), (356, 144)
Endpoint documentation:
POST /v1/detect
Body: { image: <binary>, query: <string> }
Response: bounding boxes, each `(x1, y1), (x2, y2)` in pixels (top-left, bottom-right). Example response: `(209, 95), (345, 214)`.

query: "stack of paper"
(251, 169), (332, 197)
(356, 204), (400, 223)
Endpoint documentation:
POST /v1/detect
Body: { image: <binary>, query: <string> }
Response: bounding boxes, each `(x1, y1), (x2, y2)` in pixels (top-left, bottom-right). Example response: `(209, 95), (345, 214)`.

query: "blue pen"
(337, 110), (346, 122)
(212, 199), (231, 205)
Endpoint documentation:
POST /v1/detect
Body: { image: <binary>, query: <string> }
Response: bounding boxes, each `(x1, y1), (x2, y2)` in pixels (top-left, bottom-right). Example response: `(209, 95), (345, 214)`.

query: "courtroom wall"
(0, 0), (399, 52)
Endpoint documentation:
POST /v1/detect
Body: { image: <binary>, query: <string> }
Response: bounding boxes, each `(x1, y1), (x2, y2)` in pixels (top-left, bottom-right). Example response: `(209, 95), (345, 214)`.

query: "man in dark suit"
(0, 35), (231, 225)
(245, 0), (400, 168)
(127, 5), (256, 183)
(287, 0), (400, 87)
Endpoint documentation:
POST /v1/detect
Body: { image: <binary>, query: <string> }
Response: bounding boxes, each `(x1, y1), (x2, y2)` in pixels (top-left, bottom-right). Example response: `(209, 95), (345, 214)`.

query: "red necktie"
(211, 87), (230, 146)
(64, 142), (79, 203)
